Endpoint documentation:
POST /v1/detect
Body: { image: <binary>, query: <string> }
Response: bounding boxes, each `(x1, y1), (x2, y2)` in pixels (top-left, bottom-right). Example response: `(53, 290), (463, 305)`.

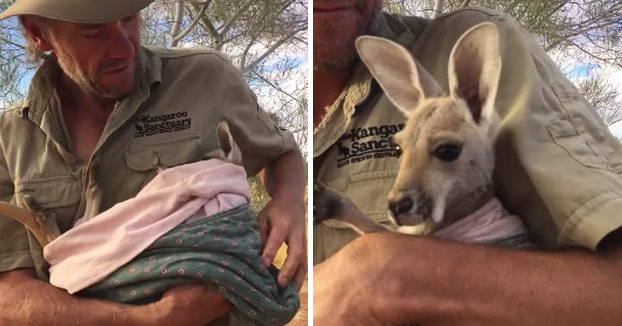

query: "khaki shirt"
(0, 47), (297, 278)
(314, 8), (622, 263)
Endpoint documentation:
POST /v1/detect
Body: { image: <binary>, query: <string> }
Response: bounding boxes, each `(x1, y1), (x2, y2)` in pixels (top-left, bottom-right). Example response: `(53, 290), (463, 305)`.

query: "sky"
(610, 121), (622, 138)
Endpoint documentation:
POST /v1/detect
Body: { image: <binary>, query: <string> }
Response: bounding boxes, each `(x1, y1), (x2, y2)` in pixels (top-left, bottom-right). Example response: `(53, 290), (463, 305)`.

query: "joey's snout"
(388, 197), (413, 225)
(387, 190), (435, 227)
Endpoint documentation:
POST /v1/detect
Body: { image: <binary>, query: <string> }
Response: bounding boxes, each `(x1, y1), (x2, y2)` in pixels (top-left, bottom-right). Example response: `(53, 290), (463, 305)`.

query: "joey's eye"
(394, 145), (402, 158)
(389, 135), (403, 158)
(433, 143), (462, 162)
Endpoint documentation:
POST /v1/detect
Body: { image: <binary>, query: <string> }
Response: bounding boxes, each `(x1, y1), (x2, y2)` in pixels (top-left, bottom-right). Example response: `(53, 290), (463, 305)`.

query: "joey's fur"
(315, 23), (505, 236)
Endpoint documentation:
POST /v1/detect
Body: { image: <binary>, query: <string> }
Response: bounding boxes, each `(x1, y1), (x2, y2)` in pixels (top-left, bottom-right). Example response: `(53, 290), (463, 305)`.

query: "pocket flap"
(125, 135), (202, 172)
(322, 170), (399, 228)
(15, 176), (81, 209)
(546, 120), (608, 169)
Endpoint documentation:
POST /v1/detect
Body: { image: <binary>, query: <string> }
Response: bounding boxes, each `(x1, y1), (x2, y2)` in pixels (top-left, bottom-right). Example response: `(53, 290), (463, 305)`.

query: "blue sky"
(566, 63), (601, 79)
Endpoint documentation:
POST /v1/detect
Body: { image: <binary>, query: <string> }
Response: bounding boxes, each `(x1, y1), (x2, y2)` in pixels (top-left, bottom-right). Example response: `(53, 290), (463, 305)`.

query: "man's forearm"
(0, 269), (148, 326)
(260, 148), (306, 200)
(352, 233), (622, 325)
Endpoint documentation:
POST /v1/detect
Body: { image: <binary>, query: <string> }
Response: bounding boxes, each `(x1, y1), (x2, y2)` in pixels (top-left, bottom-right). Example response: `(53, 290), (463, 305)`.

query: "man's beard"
(313, 33), (359, 70)
(54, 47), (139, 100)
(313, 0), (383, 70)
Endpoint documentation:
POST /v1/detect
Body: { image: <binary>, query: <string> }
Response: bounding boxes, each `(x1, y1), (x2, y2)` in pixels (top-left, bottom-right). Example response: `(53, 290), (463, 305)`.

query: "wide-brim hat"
(0, 0), (154, 24)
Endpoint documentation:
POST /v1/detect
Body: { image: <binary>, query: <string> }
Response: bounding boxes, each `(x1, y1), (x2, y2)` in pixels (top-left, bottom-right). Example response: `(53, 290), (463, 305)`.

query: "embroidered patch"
(336, 124), (404, 168)
(134, 111), (192, 137)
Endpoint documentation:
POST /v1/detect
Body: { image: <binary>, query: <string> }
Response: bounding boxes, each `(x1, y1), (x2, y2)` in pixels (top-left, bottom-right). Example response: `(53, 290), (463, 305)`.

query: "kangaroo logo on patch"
(336, 124), (405, 168)
(134, 111), (192, 137)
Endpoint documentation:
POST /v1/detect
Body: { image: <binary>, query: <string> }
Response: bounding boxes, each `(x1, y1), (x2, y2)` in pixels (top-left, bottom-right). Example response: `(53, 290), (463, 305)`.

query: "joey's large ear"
(205, 121), (243, 165)
(216, 121), (243, 165)
(448, 22), (501, 133)
(356, 36), (442, 117)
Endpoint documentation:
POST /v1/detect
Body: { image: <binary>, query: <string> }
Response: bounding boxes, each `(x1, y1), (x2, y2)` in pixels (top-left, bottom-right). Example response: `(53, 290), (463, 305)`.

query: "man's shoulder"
(393, 6), (508, 24)
(391, 6), (515, 39)
(145, 46), (231, 64)
(0, 100), (27, 122)
(433, 7), (517, 30)
(436, 6), (507, 20)
(0, 100), (30, 143)
(143, 46), (239, 83)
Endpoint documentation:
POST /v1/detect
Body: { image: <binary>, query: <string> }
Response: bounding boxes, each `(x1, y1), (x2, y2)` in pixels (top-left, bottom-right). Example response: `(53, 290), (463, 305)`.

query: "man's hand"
(258, 196), (307, 289)
(258, 148), (307, 290)
(146, 284), (232, 326)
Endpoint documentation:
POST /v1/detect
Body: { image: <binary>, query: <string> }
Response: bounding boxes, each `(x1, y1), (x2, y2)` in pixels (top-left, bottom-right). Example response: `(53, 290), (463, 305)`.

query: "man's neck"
(56, 74), (117, 162)
(57, 74), (116, 118)
(313, 63), (355, 129)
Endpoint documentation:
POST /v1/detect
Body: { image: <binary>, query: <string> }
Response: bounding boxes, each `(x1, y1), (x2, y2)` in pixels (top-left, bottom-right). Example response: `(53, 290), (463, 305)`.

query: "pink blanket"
(433, 198), (528, 245)
(44, 159), (250, 294)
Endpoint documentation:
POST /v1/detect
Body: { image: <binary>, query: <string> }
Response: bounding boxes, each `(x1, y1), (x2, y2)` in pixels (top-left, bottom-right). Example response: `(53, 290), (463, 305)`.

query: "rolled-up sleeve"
(217, 60), (298, 176)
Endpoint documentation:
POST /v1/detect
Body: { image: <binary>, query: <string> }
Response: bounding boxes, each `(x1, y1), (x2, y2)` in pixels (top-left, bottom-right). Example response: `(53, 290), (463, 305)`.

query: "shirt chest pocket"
(13, 175), (82, 232)
(323, 170), (399, 228)
(125, 134), (203, 172)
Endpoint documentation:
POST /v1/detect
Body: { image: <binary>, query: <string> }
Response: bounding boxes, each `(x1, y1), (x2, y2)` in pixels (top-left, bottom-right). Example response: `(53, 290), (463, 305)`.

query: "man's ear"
(20, 16), (54, 52)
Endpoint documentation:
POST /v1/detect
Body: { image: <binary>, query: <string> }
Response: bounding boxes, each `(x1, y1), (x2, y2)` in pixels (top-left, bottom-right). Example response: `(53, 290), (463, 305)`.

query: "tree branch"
(250, 69), (304, 105)
(218, 0), (253, 36)
(241, 27), (302, 73)
(503, 0), (522, 13)
(565, 38), (622, 69)
(191, 2), (221, 44)
(171, 1), (210, 47)
(433, 0), (445, 18)
(240, 34), (259, 69)
(545, 18), (620, 52)
(169, 0), (185, 47)
(461, 0), (473, 8)
(0, 37), (24, 50)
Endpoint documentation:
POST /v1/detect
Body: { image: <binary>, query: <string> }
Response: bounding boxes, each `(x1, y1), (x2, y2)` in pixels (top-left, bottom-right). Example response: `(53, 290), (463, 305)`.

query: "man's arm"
(0, 268), (231, 326)
(259, 147), (307, 289)
(314, 232), (622, 326)
(0, 269), (147, 326)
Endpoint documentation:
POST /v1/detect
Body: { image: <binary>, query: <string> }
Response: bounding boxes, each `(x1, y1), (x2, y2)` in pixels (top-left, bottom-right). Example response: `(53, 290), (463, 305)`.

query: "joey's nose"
(389, 197), (414, 218)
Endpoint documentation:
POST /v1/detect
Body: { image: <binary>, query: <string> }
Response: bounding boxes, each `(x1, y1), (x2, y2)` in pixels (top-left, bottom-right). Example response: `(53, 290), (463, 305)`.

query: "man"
(0, 0), (306, 325)
(314, 0), (622, 325)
